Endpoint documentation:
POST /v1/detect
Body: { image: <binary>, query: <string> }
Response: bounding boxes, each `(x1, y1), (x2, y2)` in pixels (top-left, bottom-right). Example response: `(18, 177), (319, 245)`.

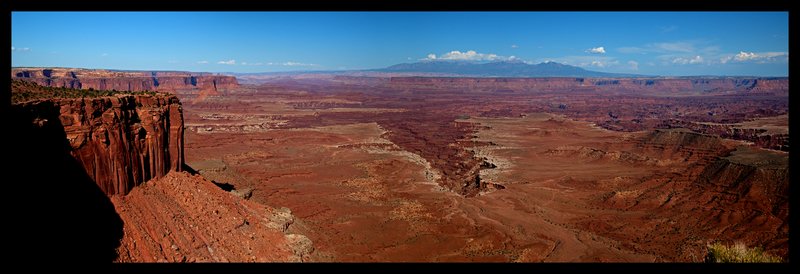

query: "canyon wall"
(11, 94), (184, 195)
(382, 77), (788, 94)
(11, 68), (238, 94)
(658, 119), (789, 151)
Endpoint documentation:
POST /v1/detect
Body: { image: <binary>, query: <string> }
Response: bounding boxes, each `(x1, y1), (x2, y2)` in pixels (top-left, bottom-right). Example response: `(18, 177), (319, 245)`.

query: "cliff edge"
(12, 67), (238, 95)
(12, 93), (184, 195)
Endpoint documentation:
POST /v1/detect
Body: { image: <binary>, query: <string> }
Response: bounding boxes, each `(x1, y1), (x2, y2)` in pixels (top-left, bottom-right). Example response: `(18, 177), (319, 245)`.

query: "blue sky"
(11, 12), (788, 76)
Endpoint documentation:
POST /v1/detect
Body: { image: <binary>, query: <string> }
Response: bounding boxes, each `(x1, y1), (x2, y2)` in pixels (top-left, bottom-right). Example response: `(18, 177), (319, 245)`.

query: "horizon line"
(10, 66), (789, 78)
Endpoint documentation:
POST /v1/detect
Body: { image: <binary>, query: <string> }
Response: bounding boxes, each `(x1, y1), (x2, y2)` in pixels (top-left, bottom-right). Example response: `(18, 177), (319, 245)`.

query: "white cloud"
(11, 46), (31, 52)
(422, 50), (510, 61)
(511, 44), (519, 49)
(197, 60), (209, 64)
(737, 51), (786, 61)
(101, 53), (109, 57)
(672, 55), (704, 65)
(628, 60), (639, 70)
(217, 59), (236, 65)
(283, 61), (315, 66)
(735, 51), (759, 61)
(719, 51), (788, 64)
(586, 47), (606, 54)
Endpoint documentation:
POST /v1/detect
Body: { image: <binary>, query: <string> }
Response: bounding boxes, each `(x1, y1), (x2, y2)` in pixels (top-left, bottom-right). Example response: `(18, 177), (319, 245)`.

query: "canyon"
(8, 70), (789, 262)
(181, 75), (789, 261)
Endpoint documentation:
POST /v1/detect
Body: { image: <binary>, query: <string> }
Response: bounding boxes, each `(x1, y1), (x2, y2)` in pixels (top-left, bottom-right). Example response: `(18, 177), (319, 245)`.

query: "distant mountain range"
(227, 60), (646, 79)
(372, 60), (645, 78)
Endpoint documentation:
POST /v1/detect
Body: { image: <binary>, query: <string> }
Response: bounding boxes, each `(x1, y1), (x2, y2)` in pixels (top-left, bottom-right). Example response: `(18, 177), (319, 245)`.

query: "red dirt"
(112, 171), (316, 262)
(181, 76), (788, 261)
(12, 73), (786, 262)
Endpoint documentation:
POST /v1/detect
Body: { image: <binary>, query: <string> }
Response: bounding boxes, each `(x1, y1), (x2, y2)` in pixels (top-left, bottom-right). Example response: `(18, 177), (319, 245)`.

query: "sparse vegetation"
(11, 79), (160, 104)
(705, 242), (782, 263)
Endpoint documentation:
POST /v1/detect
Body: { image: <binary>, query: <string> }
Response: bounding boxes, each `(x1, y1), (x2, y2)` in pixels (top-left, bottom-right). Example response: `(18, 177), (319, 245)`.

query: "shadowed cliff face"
(9, 101), (124, 262)
(8, 83), (318, 262)
(12, 95), (184, 196)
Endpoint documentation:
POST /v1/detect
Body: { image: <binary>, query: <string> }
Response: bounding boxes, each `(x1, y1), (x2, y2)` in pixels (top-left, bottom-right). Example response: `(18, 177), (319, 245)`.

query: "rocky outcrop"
(677, 146), (789, 258)
(636, 128), (731, 163)
(11, 94), (184, 195)
(112, 171), (316, 262)
(585, 128), (788, 260)
(748, 78), (789, 94)
(11, 68), (238, 94)
(659, 120), (789, 151)
(9, 80), (318, 262)
(694, 149), (788, 217)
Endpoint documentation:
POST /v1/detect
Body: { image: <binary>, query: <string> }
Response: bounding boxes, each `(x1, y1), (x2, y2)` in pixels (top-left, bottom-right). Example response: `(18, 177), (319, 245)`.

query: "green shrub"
(705, 242), (782, 263)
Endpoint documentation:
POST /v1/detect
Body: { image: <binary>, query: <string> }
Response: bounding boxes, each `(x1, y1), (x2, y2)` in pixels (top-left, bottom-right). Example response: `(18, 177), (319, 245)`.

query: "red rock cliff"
(12, 94), (184, 195)
(11, 68), (238, 94)
(384, 77), (788, 94)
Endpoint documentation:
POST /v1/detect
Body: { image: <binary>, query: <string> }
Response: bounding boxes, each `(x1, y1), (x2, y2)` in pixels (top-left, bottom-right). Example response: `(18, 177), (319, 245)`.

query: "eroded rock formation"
(9, 82), (317, 262)
(11, 94), (184, 195)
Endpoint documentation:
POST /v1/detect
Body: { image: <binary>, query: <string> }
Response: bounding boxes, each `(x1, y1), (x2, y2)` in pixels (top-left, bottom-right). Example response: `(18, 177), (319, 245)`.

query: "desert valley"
(9, 67), (788, 262)
(10, 11), (790, 264)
